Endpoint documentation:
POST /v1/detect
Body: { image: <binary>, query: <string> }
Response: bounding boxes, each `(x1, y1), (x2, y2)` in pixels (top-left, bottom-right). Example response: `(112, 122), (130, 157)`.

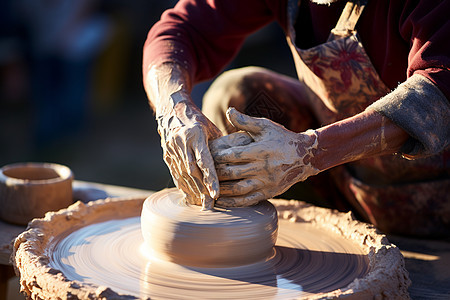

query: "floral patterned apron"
(286, 0), (449, 236)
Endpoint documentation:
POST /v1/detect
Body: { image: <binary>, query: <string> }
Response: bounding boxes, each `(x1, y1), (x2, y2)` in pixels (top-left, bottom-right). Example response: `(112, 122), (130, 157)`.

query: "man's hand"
(157, 96), (222, 209)
(145, 63), (222, 209)
(209, 108), (320, 207)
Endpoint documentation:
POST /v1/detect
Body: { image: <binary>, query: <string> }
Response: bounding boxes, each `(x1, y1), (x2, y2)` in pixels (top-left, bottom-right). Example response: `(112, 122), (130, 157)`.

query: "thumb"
(226, 107), (267, 135)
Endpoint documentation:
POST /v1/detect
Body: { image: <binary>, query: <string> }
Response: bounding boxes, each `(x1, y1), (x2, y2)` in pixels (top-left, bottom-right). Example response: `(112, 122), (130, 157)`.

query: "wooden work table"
(1, 181), (449, 299)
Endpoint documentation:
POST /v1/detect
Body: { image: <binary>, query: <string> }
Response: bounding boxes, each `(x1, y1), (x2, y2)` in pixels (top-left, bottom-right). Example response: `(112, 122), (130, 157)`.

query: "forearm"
(143, 62), (193, 116)
(312, 110), (409, 171)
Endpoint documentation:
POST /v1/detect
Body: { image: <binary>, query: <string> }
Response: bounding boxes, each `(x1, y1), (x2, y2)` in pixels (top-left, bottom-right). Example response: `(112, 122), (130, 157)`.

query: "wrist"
(311, 127), (337, 172)
(155, 90), (192, 119)
(302, 129), (321, 178)
(145, 62), (192, 114)
(293, 129), (321, 174)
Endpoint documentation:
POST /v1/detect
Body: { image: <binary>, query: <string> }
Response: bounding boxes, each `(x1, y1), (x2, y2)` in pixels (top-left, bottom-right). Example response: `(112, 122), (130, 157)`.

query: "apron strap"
(328, 0), (368, 41)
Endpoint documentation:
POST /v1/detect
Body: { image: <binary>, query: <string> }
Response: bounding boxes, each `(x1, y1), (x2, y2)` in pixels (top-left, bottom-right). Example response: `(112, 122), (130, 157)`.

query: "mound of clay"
(141, 188), (278, 267)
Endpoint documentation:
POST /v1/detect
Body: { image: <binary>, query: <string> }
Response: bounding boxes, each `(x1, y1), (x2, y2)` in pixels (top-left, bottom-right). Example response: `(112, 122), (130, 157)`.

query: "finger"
(226, 107), (267, 135)
(169, 160), (198, 203)
(215, 191), (266, 207)
(194, 142), (220, 200)
(219, 178), (265, 196)
(212, 142), (268, 164)
(176, 134), (218, 208)
(175, 177), (197, 205)
(164, 147), (185, 185)
(165, 156), (200, 205)
(215, 162), (260, 181)
(167, 139), (201, 200)
(209, 131), (253, 152)
(201, 194), (214, 211)
(176, 136), (208, 197)
(162, 154), (178, 180)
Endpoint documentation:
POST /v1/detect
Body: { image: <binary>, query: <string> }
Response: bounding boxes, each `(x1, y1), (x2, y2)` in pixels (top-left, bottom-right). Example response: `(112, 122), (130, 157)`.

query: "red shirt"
(143, 0), (450, 101)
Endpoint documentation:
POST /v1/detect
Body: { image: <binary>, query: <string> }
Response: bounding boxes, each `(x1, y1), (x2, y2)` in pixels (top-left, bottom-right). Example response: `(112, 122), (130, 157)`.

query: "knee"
(203, 67), (268, 107)
(202, 67), (269, 133)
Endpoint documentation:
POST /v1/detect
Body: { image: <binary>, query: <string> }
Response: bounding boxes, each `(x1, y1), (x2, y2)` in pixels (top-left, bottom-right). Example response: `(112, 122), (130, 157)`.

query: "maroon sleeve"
(400, 0), (450, 101)
(143, 0), (287, 84)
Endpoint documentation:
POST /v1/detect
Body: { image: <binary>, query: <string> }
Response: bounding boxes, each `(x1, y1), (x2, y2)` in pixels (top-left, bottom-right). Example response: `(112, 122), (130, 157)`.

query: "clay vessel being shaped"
(140, 188), (278, 267)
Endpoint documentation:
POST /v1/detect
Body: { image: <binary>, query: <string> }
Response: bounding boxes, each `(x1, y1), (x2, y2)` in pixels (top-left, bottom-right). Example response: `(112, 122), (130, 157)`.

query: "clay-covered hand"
(157, 92), (222, 209)
(145, 63), (222, 209)
(210, 108), (320, 207)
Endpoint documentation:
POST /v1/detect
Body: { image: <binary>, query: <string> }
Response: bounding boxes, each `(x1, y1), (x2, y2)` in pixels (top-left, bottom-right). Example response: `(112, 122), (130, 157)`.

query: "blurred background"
(0, 0), (296, 192)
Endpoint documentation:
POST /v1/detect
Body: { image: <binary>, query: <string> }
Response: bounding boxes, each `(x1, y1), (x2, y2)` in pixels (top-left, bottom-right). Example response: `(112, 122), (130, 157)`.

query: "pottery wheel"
(13, 189), (410, 299)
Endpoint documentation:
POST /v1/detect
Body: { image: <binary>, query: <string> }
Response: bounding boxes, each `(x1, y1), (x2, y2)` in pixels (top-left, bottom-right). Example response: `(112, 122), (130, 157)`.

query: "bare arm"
(312, 109), (409, 172)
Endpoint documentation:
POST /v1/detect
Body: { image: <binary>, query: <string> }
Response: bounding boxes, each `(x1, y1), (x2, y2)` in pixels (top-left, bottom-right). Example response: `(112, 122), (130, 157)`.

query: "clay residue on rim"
(12, 192), (410, 299)
(275, 200), (411, 299)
